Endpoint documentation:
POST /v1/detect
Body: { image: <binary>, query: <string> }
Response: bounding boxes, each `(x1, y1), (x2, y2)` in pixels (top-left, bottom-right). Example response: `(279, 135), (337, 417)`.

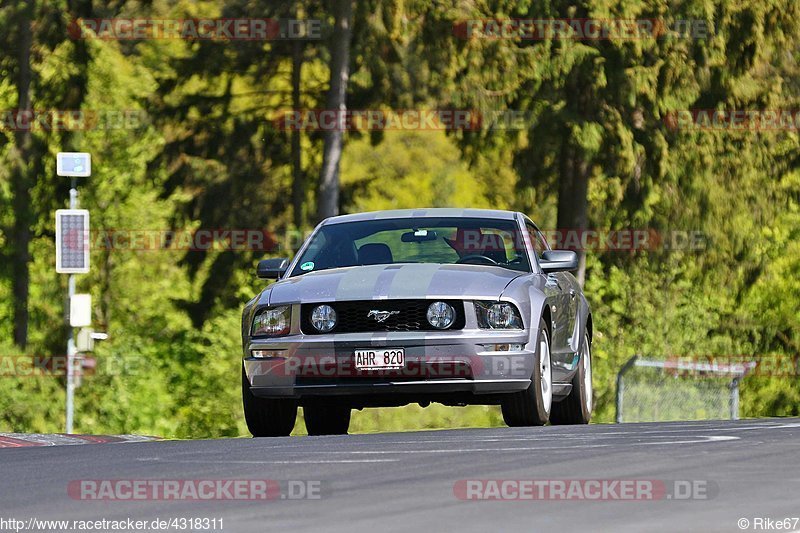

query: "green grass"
(292, 404), (506, 436)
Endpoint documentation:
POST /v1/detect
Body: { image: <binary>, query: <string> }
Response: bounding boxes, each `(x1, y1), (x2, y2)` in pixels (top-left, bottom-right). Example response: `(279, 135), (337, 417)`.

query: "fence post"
(730, 377), (740, 420)
(615, 355), (639, 424)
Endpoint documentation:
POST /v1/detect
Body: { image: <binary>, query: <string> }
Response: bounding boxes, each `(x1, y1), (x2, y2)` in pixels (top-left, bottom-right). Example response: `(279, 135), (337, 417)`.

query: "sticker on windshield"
(300, 261), (315, 271)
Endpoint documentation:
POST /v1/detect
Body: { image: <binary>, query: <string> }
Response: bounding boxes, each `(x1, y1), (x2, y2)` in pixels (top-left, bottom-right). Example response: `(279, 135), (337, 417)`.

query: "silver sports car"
(241, 209), (593, 436)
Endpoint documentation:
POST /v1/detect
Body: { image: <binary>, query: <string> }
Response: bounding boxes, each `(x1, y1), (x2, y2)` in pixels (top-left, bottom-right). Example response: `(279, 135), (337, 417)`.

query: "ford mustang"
(241, 209), (593, 436)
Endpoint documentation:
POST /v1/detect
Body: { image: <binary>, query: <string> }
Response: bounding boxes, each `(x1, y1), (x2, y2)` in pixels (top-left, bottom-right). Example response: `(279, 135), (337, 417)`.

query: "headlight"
(427, 301), (455, 329)
(251, 306), (291, 336)
(475, 301), (523, 329)
(311, 304), (337, 332)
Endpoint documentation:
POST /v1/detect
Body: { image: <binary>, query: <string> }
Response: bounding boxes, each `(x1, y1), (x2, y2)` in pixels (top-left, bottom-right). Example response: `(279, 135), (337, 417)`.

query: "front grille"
(300, 299), (465, 334)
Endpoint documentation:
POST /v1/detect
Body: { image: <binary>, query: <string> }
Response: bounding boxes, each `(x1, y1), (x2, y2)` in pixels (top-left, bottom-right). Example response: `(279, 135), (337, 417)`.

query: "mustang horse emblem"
(368, 310), (400, 323)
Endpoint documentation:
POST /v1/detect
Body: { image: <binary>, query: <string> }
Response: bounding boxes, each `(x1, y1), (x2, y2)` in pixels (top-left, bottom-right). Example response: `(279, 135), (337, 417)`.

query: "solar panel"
(56, 209), (90, 273)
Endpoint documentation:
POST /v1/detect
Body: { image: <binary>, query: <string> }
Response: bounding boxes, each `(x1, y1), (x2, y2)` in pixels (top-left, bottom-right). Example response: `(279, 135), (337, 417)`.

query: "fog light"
(427, 301), (455, 329)
(311, 304), (337, 332)
(482, 343), (525, 352)
(251, 349), (287, 358)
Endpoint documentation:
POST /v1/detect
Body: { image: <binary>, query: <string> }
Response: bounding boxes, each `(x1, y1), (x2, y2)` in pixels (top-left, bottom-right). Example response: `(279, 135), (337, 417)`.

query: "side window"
(536, 230), (550, 255)
(526, 223), (548, 259)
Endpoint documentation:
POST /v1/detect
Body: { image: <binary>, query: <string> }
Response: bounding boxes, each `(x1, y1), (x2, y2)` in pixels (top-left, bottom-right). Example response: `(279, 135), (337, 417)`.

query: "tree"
(290, 20), (306, 229)
(316, 0), (353, 221)
(8, 0), (34, 348)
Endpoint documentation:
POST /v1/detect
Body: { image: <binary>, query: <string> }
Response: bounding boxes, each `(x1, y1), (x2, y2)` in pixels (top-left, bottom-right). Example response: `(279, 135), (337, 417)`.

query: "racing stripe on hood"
(383, 264), (440, 343)
(430, 266), (503, 299)
(372, 265), (402, 299)
(370, 208), (470, 219)
(268, 264), (523, 304)
(335, 264), (388, 301)
(386, 264), (442, 299)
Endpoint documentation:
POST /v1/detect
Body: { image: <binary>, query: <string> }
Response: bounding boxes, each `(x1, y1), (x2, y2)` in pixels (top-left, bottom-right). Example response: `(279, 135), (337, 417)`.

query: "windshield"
(289, 217), (531, 276)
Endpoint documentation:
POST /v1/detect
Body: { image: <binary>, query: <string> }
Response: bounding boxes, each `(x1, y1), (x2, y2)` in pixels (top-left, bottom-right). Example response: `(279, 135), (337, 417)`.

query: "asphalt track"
(1, 418), (799, 533)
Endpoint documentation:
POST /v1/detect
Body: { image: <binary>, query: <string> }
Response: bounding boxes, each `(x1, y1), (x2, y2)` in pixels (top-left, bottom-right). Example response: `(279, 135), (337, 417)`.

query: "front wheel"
(550, 331), (593, 425)
(501, 318), (552, 426)
(242, 365), (297, 437)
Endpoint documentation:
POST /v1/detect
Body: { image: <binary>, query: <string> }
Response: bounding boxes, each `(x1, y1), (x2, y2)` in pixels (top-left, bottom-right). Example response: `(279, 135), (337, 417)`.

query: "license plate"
(354, 348), (405, 370)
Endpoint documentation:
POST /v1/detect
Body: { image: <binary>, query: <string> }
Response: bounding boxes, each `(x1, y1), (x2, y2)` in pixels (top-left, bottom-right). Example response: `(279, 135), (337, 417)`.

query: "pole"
(730, 377), (740, 421)
(65, 177), (77, 434)
(615, 355), (639, 424)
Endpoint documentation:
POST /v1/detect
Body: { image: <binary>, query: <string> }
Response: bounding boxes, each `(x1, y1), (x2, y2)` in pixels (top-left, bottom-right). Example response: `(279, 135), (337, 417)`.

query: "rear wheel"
(242, 365), (297, 437)
(550, 331), (592, 425)
(304, 403), (351, 435)
(501, 318), (552, 426)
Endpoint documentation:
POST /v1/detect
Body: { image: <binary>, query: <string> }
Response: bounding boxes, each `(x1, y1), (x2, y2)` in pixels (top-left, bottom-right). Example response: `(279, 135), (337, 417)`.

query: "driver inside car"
(444, 227), (509, 264)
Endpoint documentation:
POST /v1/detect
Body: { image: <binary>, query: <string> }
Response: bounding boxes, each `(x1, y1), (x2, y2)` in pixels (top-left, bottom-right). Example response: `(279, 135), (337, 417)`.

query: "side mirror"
(257, 258), (289, 279)
(539, 250), (578, 273)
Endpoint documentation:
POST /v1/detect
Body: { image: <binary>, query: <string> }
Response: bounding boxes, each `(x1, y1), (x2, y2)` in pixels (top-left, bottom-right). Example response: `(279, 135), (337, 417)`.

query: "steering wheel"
(456, 254), (498, 265)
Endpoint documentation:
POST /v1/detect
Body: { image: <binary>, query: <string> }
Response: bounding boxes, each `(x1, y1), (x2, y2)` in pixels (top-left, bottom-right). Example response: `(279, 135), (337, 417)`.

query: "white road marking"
(280, 434), (731, 446)
(267, 459), (400, 464)
(264, 432), (747, 449)
(150, 422), (795, 455)
(137, 457), (399, 464)
(199, 435), (742, 456)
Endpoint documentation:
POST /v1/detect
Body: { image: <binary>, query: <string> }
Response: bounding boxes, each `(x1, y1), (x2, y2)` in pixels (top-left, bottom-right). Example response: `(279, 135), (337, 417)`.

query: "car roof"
(322, 208), (520, 225)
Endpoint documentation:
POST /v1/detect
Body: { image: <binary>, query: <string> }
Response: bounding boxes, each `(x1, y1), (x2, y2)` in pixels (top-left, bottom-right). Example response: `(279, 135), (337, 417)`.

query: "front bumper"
(244, 329), (536, 399)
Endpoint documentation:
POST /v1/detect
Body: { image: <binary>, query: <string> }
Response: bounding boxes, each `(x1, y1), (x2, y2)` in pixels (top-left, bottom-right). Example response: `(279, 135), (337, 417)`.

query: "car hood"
(262, 264), (525, 305)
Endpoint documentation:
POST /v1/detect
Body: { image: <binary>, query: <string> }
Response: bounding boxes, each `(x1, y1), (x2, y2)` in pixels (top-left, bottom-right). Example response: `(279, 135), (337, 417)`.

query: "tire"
(304, 402), (351, 436)
(501, 318), (553, 426)
(242, 365), (297, 437)
(550, 331), (593, 425)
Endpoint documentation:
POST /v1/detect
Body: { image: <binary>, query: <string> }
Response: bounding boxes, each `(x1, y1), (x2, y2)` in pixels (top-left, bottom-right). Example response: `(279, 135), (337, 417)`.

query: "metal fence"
(615, 356), (756, 423)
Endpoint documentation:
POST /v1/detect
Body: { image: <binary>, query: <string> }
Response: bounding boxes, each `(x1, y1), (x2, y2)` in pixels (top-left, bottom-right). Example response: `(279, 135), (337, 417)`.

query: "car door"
(530, 226), (576, 376)
(526, 223), (570, 357)
(555, 270), (580, 358)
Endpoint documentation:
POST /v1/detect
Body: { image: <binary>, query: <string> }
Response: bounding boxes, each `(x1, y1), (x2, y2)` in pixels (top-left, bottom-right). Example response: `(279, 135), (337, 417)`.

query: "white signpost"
(69, 294), (92, 327)
(57, 152), (91, 434)
(56, 152), (91, 177)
